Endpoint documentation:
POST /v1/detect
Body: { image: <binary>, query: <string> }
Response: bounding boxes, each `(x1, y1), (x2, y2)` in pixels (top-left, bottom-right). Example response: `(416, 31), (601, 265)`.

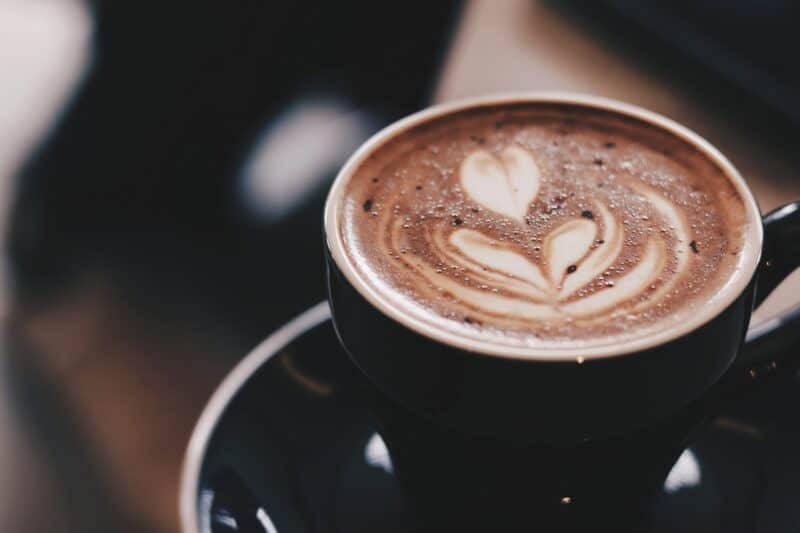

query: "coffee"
(333, 102), (754, 352)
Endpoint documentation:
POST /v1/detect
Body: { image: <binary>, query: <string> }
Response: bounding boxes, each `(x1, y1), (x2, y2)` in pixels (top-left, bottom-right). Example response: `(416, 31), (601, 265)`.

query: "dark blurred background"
(1, 1), (799, 532)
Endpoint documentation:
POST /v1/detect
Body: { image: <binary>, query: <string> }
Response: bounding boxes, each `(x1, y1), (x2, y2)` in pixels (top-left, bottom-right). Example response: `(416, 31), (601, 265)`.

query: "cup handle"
(738, 201), (800, 376)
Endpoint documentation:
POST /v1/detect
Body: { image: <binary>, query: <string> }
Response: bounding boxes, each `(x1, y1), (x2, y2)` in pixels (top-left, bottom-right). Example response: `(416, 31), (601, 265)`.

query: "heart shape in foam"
(460, 146), (541, 222)
(444, 149), (684, 320)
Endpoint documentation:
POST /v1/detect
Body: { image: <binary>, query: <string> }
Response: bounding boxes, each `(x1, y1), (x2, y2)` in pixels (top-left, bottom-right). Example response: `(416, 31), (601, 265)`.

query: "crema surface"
(338, 103), (751, 350)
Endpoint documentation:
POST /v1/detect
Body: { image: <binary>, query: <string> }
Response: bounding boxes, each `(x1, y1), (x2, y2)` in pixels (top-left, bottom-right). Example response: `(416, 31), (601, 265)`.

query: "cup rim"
(324, 92), (763, 362)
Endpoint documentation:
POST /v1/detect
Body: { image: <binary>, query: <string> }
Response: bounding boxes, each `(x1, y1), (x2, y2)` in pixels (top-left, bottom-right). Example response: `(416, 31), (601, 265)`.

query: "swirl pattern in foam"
(337, 103), (750, 350)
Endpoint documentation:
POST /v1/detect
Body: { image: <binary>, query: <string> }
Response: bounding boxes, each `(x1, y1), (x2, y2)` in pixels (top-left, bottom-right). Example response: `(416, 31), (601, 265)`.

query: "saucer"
(181, 302), (800, 533)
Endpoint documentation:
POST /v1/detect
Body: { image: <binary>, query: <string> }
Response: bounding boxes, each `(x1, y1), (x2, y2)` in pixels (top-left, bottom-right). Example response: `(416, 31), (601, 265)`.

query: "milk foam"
(385, 149), (680, 322)
(339, 103), (750, 349)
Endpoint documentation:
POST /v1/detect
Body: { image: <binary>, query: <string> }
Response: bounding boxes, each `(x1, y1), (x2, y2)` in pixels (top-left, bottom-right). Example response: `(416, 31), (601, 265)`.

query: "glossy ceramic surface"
(182, 303), (800, 533)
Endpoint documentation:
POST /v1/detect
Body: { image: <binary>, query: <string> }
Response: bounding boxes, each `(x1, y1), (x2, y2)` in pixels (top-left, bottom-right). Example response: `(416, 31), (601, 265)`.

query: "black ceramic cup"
(323, 94), (800, 531)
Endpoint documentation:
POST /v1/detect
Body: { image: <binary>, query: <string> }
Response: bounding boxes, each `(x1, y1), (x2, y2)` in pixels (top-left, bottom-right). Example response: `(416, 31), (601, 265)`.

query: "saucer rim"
(178, 301), (332, 533)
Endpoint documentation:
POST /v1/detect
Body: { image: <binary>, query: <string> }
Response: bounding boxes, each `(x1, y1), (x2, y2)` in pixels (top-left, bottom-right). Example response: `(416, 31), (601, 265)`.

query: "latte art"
(460, 146), (540, 222)
(444, 148), (688, 321)
(338, 103), (750, 349)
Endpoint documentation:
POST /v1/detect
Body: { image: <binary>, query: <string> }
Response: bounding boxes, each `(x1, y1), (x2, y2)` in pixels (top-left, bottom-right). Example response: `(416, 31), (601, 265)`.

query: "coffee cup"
(323, 93), (800, 531)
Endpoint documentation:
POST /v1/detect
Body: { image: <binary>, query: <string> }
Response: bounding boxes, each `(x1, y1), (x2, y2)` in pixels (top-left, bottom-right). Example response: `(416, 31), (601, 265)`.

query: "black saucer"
(181, 303), (800, 533)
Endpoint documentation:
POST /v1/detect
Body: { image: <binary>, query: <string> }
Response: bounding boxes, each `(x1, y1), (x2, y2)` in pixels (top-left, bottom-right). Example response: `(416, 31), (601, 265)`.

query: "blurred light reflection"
(238, 96), (374, 222)
(664, 449), (701, 493)
(256, 508), (278, 533)
(365, 432), (394, 474)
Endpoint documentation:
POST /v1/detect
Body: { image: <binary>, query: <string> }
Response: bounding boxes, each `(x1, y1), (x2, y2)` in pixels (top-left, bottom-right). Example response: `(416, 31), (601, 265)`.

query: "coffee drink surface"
(335, 103), (753, 352)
